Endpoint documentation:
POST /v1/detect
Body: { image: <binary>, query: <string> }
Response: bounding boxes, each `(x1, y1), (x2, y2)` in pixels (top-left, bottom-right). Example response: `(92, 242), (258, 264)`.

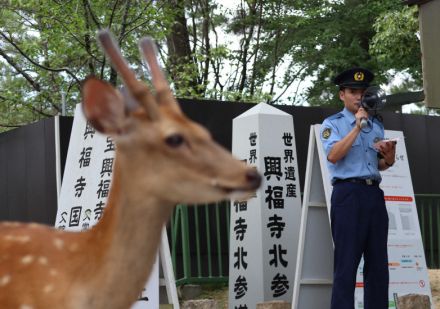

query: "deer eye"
(165, 133), (185, 148)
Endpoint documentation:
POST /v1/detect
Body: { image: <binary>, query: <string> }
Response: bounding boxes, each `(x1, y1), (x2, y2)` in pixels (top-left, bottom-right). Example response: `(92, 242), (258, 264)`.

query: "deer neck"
(82, 154), (173, 307)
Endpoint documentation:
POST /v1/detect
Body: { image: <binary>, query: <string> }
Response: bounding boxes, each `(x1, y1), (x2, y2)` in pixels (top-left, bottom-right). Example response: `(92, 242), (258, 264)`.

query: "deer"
(0, 30), (261, 309)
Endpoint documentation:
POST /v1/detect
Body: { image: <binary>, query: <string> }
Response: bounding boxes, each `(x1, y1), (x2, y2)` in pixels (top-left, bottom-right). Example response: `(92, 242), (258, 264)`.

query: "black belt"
(333, 178), (379, 186)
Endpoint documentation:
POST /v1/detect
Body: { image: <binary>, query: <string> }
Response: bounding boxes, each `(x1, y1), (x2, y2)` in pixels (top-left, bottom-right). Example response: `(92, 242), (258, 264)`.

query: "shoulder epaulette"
(326, 112), (343, 121)
(371, 115), (384, 128)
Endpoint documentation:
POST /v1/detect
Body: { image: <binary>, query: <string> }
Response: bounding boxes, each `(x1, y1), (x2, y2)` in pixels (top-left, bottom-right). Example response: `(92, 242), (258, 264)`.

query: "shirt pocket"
(347, 137), (363, 161)
(367, 140), (380, 163)
(368, 140), (379, 153)
(352, 136), (361, 147)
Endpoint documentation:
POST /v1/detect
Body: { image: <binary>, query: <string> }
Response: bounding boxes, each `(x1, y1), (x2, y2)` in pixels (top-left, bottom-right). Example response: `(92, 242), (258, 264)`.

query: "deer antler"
(139, 37), (182, 113)
(98, 30), (159, 119)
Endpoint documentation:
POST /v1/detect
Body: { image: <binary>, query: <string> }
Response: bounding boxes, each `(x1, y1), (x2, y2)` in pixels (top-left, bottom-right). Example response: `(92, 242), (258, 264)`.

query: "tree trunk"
(238, 1), (257, 93)
(250, 0), (263, 97)
(165, 0), (199, 96)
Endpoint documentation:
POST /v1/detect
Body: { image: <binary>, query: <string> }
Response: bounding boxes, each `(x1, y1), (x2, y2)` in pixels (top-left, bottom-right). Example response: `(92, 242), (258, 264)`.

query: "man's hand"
(377, 140), (396, 168)
(355, 107), (369, 129)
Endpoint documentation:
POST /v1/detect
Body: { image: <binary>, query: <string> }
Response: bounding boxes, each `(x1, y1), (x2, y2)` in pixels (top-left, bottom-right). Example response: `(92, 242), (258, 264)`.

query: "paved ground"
(188, 270), (440, 308)
(429, 269), (440, 308)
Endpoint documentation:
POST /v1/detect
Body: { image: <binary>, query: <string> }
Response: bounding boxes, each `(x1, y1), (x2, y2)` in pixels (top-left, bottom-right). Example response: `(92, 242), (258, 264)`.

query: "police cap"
(333, 67), (374, 89)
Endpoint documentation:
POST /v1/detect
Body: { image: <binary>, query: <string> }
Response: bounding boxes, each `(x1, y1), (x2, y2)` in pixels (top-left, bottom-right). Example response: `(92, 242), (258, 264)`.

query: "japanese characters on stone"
(230, 104), (302, 309)
(59, 121), (116, 231)
(231, 131), (257, 308)
(230, 129), (299, 308)
(262, 132), (296, 299)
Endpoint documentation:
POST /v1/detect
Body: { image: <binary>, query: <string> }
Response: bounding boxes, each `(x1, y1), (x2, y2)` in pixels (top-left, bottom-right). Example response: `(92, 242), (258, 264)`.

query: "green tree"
(0, 0), (171, 130)
(0, 0), (425, 130)
(284, 0), (421, 107)
(370, 5), (421, 84)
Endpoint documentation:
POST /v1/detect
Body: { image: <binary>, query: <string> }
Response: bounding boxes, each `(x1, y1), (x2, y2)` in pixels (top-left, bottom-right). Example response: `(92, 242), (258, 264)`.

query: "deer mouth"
(211, 179), (236, 193)
(214, 186), (253, 202)
(211, 170), (261, 196)
(211, 180), (260, 198)
(220, 186), (246, 194)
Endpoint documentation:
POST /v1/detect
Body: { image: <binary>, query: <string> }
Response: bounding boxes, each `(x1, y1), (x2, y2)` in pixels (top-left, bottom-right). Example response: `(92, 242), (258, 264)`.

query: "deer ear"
(82, 77), (126, 134)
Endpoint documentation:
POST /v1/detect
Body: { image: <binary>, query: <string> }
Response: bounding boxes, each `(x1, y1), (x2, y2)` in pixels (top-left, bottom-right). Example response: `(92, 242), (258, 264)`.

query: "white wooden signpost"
(291, 124), (432, 309)
(290, 125), (334, 309)
(228, 103), (302, 309)
(55, 104), (179, 308)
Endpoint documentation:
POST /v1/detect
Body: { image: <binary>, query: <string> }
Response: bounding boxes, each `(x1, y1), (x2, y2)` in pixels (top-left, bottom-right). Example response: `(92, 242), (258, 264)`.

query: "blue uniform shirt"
(320, 108), (384, 183)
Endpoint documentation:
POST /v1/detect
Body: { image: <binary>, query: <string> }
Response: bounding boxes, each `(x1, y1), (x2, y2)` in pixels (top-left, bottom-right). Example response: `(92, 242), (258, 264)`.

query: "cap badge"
(354, 72), (364, 81)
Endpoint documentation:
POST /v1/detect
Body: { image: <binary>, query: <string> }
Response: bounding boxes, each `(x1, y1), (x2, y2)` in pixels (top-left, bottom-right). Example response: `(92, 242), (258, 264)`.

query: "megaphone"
(359, 86), (387, 129)
(361, 86), (387, 110)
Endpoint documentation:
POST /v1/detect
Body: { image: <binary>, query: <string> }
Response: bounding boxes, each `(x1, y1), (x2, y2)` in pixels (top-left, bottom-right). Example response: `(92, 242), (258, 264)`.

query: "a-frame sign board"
(291, 125), (333, 309)
(159, 228), (180, 308)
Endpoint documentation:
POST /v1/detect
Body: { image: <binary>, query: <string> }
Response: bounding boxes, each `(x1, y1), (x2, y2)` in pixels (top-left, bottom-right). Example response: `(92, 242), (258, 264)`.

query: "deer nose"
(246, 169), (262, 189)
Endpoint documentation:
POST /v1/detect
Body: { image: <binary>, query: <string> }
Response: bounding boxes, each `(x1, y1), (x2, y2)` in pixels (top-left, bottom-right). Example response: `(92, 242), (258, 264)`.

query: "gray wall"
(0, 101), (439, 224)
(0, 117), (72, 224)
(0, 118), (57, 224)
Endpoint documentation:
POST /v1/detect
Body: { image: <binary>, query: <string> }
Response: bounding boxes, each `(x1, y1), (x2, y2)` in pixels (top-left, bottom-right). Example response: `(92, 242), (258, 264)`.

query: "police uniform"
(320, 68), (389, 309)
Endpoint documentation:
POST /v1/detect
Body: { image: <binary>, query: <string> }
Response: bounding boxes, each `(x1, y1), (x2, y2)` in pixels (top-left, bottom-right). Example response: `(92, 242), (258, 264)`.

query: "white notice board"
(355, 130), (432, 308)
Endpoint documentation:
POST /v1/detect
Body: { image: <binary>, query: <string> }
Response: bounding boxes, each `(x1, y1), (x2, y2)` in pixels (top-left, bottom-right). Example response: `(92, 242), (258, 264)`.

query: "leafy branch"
(0, 31), (81, 84)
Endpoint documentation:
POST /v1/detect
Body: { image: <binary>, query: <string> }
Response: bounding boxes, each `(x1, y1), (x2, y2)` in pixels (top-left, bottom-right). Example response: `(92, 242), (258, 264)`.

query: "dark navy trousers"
(330, 182), (389, 309)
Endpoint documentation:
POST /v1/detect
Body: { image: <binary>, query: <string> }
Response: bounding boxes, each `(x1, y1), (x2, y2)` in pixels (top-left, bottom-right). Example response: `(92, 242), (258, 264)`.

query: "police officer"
(320, 67), (396, 309)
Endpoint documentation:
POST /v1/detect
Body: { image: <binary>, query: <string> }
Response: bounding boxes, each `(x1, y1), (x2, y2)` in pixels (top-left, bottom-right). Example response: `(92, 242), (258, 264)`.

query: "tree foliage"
(281, 0), (421, 106)
(370, 5), (421, 83)
(0, 0), (172, 129)
(0, 0), (423, 130)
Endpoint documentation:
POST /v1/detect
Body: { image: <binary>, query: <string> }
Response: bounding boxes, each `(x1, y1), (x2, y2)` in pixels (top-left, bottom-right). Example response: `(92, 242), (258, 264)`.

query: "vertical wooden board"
(6, 129), (27, 221)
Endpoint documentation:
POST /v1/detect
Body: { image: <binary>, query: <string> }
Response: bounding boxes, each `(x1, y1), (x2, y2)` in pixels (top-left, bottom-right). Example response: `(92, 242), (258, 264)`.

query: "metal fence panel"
(170, 195), (440, 285)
